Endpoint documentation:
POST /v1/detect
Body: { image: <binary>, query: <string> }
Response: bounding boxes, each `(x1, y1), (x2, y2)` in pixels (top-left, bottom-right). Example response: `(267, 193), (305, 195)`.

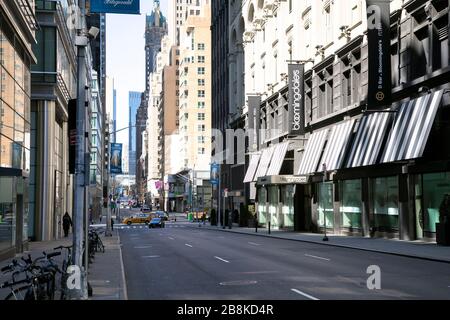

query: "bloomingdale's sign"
(288, 64), (305, 135)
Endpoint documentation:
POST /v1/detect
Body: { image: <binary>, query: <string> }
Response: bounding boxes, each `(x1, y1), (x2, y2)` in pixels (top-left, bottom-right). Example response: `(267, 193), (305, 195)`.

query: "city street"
(118, 215), (450, 300)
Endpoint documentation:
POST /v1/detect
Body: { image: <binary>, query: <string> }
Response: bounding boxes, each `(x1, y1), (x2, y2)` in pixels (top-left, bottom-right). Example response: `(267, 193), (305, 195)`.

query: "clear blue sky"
(106, 0), (168, 148)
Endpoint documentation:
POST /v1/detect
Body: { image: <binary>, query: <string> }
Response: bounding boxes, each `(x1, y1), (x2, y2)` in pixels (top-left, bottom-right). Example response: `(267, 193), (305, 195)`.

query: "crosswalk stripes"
(117, 224), (188, 230)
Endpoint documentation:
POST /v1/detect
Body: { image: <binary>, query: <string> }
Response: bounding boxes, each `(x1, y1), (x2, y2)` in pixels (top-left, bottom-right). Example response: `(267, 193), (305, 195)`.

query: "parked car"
(123, 213), (151, 225)
(148, 218), (165, 228)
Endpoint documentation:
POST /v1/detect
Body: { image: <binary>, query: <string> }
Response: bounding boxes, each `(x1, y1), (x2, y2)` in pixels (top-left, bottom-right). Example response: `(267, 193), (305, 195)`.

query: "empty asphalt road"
(119, 220), (450, 300)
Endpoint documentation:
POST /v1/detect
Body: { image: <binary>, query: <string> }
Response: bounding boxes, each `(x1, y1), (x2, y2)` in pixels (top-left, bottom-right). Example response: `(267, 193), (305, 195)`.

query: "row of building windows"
(0, 16), (31, 172)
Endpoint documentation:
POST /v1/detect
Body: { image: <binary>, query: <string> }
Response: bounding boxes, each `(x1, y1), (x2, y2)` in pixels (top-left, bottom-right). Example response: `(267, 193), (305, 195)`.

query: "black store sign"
(288, 64), (305, 135)
(366, 0), (392, 108)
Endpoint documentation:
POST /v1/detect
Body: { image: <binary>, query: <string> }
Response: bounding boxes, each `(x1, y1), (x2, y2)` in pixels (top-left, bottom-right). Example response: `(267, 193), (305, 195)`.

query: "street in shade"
(117, 208), (450, 300)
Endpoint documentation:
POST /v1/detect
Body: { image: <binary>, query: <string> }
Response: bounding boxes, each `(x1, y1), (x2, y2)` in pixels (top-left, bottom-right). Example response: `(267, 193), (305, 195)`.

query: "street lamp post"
(71, 0), (88, 300)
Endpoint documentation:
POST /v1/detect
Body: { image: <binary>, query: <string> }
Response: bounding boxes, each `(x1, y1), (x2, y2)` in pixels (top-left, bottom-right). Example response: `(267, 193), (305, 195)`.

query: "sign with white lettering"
(90, 0), (140, 15)
(288, 64), (305, 135)
(366, 0), (391, 108)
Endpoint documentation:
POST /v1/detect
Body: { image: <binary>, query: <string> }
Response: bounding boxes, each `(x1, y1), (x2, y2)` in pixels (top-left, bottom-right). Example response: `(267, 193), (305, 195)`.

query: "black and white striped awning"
(297, 128), (329, 175)
(266, 142), (290, 176)
(254, 145), (276, 180)
(345, 112), (392, 168)
(243, 153), (261, 183)
(320, 119), (356, 172)
(381, 90), (444, 163)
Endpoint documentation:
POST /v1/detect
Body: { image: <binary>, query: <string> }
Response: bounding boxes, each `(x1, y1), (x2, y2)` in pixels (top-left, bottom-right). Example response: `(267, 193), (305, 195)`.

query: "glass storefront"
(317, 182), (334, 229)
(372, 176), (399, 231)
(257, 187), (267, 225)
(280, 185), (294, 228)
(268, 186), (278, 228)
(340, 180), (362, 229)
(0, 177), (15, 251)
(422, 172), (450, 233)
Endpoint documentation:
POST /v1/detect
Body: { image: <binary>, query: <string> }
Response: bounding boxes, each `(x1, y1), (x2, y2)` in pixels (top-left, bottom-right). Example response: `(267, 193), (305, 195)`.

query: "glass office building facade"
(0, 3), (35, 258)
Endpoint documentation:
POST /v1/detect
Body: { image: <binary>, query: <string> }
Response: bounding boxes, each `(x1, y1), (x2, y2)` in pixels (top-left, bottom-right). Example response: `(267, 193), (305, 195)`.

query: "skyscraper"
(128, 91), (141, 176)
(145, 0), (168, 92)
(112, 89), (117, 143)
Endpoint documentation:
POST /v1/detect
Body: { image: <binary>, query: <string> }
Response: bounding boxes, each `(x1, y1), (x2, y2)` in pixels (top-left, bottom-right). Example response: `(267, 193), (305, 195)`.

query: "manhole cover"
(219, 280), (258, 286)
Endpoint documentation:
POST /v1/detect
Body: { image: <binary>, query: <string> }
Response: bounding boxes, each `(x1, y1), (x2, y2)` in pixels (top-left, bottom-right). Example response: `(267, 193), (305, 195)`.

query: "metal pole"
(218, 168), (221, 228)
(322, 163), (329, 242)
(72, 0), (87, 299)
(106, 139), (112, 236)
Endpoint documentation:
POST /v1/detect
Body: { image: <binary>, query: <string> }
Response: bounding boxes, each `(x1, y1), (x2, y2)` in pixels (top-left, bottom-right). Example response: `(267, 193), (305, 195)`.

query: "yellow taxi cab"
(123, 213), (152, 225)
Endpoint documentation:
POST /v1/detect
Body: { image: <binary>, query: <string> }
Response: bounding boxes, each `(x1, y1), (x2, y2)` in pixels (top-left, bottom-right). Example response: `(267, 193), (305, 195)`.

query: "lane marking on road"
(304, 254), (330, 261)
(248, 242), (261, 246)
(291, 288), (320, 301)
(142, 255), (160, 259)
(185, 244), (193, 248)
(168, 237), (175, 240)
(214, 256), (230, 263)
(134, 246), (152, 249)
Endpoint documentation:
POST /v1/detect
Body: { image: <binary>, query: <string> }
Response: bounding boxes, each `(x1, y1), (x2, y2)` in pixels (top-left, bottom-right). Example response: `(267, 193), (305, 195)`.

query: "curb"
(117, 231), (128, 300)
(185, 225), (450, 264)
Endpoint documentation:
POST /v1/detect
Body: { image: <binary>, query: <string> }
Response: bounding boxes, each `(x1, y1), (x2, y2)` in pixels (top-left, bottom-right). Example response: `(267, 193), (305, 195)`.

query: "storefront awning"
(297, 128), (329, 175)
(243, 153), (261, 183)
(381, 90), (444, 163)
(266, 142), (290, 176)
(319, 119), (356, 172)
(345, 112), (392, 168)
(254, 145), (276, 180)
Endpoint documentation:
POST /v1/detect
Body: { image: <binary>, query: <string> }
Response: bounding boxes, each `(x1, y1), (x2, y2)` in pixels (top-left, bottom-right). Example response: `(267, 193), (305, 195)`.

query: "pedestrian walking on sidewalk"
(63, 212), (72, 237)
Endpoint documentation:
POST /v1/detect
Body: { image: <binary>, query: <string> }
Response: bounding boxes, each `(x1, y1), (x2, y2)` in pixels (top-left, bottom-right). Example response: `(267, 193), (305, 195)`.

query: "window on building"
(197, 43), (205, 50)
(198, 56), (205, 63)
(198, 101), (205, 109)
(340, 180), (362, 229)
(198, 136), (205, 144)
(372, 176), (399, 231)
(197, 113), (205, 121)
(197, 67), (205, 75)
(198, 124), (205, 132)
(198, 79), (205, 86)
(198, 90), (205, 98)
(198, 147), (205, 155)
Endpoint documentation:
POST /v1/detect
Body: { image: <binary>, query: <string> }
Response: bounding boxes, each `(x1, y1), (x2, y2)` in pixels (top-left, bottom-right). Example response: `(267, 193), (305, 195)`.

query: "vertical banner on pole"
(366, 0), (392, 108)
(288, 64), (305, 135)
(68, 99), (77, 174)
(247, 95), (261, 151)
(210, 163), (219, 186)
(110, 143), (123, 174)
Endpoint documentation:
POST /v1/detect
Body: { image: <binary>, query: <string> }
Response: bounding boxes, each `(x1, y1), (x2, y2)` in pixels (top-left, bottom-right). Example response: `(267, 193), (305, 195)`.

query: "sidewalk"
(0, 230), (127, 300)
(185, 223), (450, 263)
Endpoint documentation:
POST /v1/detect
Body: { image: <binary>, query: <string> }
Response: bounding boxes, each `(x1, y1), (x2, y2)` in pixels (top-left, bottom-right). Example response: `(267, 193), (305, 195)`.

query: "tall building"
(232, 0), (450, 243)
(168, 0), (210, 46)
(89, 71), (103, 221)
(30, 0), (80, 241)
(211, 0), (229, 223)
(136, 93), (148, 204)
(112, 89), (117, 143)
(128, 91), (141, 176)
(145, 0), (168, 93)
(177, 2), (212, 212)
(0, 0), (37, 258)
